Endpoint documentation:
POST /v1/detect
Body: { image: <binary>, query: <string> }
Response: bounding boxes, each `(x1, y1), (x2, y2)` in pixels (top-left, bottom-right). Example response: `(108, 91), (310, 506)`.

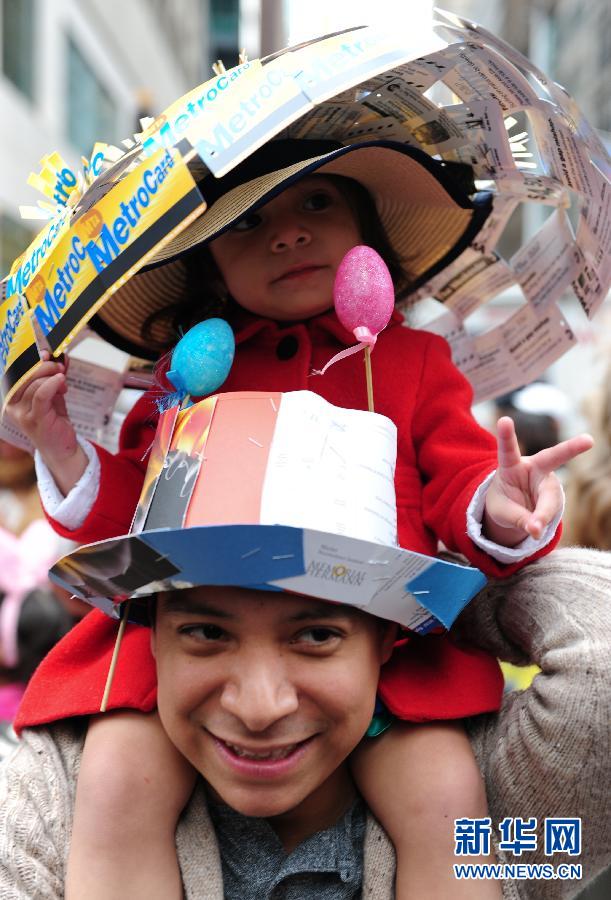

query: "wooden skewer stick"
(364, 346), (374, 413)
(100, 600), (132, 712)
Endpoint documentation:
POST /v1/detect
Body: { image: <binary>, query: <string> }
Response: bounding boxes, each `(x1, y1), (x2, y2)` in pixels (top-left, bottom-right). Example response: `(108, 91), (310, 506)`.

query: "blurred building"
(210, 0), (240, 64)
(259, 0), (286, 56)
(0, 0), (208, 273)
(0, 0), (287, 278)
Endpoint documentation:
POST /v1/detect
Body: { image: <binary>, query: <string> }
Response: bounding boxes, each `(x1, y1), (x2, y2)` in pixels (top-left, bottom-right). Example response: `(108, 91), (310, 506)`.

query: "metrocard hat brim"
(49, 522), (487, 632)
(91, 139), (491, 358)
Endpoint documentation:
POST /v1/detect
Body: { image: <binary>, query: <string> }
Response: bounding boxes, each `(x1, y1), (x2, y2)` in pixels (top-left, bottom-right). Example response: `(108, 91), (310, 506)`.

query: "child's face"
(208, 175), (362, 321)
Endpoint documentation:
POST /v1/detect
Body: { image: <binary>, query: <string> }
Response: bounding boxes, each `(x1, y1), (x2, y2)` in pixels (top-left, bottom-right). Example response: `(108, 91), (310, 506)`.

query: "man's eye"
(231, 212), (262, 231)
(180, 623), (226, 641)
(296, 627), (341, 645)
(303, 191), (333, 211)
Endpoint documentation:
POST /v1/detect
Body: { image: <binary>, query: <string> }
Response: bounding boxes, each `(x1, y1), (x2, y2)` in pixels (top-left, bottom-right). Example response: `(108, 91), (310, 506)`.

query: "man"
(0, 547), (610, 898)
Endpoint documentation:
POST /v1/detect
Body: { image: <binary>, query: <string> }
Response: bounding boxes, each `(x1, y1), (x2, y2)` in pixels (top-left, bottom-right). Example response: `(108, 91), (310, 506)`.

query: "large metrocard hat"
(49, 390), (485, 633)
(4, 9), (609, 408)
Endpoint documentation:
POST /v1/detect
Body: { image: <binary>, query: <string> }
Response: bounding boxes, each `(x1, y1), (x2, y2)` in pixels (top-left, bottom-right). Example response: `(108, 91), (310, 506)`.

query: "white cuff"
(35, 436), (101, 531)
(467, 470), (564, 564)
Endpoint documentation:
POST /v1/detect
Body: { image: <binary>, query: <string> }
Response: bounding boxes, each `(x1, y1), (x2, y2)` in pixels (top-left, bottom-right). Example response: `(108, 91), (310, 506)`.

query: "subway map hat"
(49, 390), (485, 633)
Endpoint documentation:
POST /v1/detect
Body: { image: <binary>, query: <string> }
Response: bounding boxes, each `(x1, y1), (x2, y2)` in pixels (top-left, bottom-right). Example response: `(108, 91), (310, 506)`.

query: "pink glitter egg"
(333, 246), (395, 339)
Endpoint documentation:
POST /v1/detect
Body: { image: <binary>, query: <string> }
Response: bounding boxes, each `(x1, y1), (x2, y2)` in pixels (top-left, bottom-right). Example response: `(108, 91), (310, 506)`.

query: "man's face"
(152, 586), (395, 824)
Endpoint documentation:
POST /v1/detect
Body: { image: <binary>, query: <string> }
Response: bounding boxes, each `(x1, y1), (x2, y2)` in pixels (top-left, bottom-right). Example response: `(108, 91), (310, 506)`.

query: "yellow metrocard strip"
(27, 172), (55, 196)
(4, 210), (71, 301)
(25, 145), (206, 356)
(0, 290), (40, 410)
(45, 151), (64, 170)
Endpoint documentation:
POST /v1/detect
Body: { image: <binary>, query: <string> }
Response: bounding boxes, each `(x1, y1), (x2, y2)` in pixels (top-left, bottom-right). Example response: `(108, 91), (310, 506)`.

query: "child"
(8, 139), (592, 898)
(0, 520), (73, 762)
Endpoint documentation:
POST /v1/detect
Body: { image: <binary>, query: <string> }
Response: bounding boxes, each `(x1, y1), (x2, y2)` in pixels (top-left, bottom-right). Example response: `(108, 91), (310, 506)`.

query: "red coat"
(16, 309), (559, 731)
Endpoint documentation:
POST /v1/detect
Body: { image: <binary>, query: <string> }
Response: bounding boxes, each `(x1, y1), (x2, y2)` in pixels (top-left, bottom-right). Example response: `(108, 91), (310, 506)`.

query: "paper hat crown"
(50, 390), (485, 632)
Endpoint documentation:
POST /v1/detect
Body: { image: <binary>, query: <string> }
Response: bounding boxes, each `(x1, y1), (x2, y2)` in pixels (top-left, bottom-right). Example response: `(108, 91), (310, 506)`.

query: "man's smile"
(211, 732), (317, 777)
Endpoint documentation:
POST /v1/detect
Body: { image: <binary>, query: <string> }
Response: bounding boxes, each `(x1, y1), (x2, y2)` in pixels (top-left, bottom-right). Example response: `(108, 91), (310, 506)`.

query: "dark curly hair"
(141, 174), (415, 352)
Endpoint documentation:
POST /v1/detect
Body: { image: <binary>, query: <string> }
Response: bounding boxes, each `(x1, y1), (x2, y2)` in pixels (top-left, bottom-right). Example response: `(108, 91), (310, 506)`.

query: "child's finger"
(531, 433), (594, 474)
(527, 474), (564, 538)
(9, 365), (63, 411)
(486, 493), (533, 534)
(7, 361), (65, 405)
(29, 372), (66, 418)
(496, 416), (522, 469)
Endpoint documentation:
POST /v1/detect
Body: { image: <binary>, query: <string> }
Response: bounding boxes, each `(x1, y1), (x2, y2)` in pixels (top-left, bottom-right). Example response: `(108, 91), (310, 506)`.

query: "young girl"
(9, 138), (592, 898)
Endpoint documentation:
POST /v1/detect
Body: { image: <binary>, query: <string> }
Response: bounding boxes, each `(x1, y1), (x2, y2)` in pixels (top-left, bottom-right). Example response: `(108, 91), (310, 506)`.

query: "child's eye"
(231, 212), (262, 232)
(303, 191), (333, 211)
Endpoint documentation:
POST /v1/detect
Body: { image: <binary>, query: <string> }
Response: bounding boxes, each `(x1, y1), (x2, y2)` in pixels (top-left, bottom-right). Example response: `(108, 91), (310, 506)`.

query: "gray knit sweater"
(0, 548), (609, 899)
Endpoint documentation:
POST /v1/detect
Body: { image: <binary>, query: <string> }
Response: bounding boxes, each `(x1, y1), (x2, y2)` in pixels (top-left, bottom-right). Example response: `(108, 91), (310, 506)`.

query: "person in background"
(494, 383), (564, 458)
(0, 439), (77, 758)
(563, 363), (611, 551)
(0, 439), (46, 536)
(0, 521), (72, 760)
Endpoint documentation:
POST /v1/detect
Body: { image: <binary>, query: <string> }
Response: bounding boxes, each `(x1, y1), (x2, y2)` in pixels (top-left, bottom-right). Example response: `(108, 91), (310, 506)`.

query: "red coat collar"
(228, 305), (406, 347)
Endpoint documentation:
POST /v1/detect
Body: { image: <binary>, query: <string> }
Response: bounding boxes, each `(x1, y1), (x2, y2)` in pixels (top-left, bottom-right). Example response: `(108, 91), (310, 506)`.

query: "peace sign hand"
(483, 416), (594, 547)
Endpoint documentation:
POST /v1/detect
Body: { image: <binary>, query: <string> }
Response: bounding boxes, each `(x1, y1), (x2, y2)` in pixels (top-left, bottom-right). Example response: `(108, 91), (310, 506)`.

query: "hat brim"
(50, 522), (486, 631)
(92, 140), (490, 358)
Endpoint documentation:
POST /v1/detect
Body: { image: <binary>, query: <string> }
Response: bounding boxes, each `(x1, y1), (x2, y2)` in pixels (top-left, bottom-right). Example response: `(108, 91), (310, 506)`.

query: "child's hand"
(4, 351), (87, 495)
(483, 416), (593, 546)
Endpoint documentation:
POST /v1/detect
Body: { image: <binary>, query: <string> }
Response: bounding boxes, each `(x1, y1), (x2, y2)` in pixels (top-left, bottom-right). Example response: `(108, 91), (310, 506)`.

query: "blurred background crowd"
(0, 0), (609, 893)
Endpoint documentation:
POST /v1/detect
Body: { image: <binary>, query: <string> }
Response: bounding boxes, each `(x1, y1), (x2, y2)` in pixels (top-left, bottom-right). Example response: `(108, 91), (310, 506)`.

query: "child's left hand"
(483, 416), (593, 546)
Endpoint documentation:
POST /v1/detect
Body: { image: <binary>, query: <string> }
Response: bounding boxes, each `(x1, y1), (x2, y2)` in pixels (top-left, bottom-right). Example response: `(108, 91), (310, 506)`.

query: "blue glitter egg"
(167, 319), (235, 397)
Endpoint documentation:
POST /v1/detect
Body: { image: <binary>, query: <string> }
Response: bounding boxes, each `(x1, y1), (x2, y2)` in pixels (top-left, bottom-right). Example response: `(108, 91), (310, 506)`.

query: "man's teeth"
(225, 741), (298, 760)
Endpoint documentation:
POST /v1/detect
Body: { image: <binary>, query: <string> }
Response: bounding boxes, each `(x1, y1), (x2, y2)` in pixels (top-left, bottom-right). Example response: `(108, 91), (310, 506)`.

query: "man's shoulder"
(0, 722), (86, 899)
(0, 727), (397, 899)
(363, 813), (396, 896)
(1, 720), (86, 792)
